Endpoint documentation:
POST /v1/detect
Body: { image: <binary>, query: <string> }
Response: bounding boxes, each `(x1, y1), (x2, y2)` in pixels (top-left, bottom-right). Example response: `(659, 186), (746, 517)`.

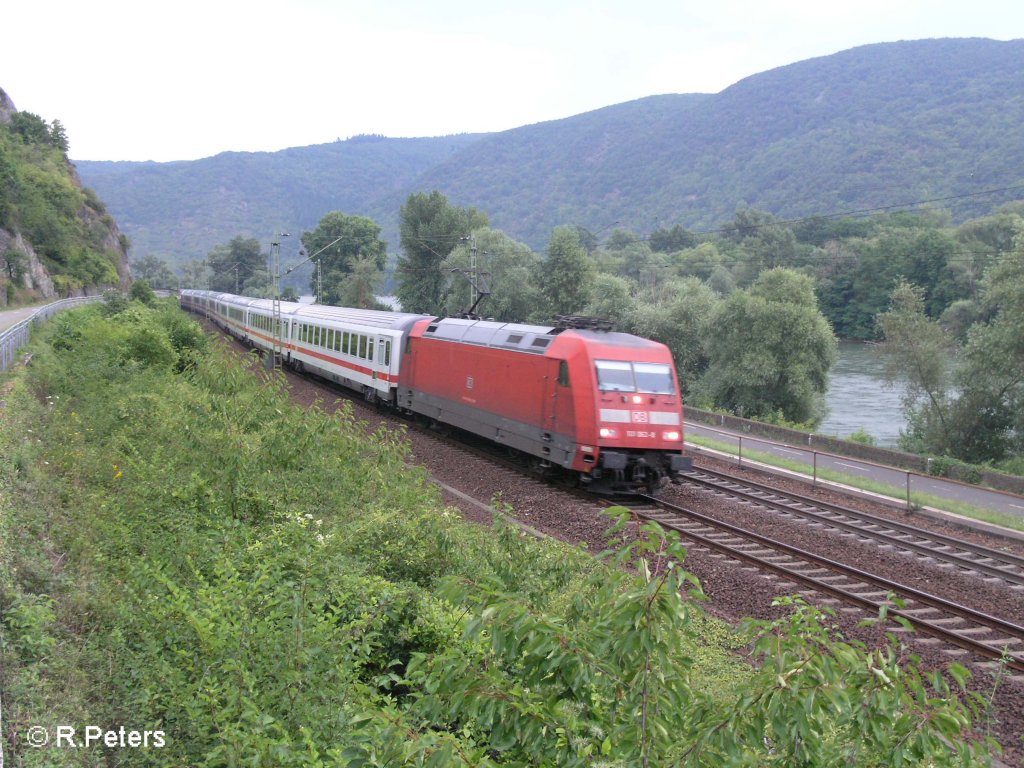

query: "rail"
(632, 494), (1024, 671)
(0, 297), (102, 373)
(687, 421), (1024, 523)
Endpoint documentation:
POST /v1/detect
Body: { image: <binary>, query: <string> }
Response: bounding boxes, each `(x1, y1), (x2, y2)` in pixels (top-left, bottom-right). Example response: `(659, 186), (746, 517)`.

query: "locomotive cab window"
(595, 360), (635, 392)
(595, 360), (675, 394)
(558, 360), (571, 387)
(634, 363), (675, 394)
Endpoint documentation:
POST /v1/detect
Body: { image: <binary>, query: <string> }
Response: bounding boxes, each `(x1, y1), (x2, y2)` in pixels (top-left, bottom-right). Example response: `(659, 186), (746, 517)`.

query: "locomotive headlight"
(662, 430), (681, 441)
(631, 394), (644, 404)
(599, 428), (618, 438)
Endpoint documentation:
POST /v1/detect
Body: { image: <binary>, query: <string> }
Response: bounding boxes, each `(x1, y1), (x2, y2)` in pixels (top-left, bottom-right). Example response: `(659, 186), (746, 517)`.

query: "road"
(0, 304), (47, 333)
(686, 421), (1024, 523)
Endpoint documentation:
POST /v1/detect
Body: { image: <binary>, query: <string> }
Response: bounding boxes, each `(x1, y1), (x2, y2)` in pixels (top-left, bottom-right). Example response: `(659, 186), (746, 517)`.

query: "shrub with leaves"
(2, 302), (1005, 766)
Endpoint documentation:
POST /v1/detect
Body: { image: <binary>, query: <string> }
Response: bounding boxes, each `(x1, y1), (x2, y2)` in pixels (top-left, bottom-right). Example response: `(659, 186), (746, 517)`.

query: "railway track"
(621, 493), (1024, 672)
(679, 467), (1024, 588)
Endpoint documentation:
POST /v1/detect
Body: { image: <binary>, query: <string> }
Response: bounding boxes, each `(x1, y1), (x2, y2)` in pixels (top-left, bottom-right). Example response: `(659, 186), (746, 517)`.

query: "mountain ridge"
(73, 37), (1024, 265)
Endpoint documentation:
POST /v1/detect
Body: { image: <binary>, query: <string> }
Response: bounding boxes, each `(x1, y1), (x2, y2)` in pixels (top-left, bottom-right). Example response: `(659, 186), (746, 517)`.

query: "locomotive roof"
(573, 329), (668, 350)
(420, 317), (666, 355)
(422, 317), (557, 353)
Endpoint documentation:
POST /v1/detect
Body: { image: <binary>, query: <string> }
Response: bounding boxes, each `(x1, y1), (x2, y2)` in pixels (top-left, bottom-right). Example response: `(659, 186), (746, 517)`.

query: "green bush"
(3, 302), (1002, 767)
(1, 593), (57, 661)
(129, 279), (156, 304)
(928, 455), (983, 484)
(847, 426), (877, 445)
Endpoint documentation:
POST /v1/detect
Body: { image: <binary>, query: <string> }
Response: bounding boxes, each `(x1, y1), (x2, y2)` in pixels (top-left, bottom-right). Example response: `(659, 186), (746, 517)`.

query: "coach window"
(359, 335), (367, 359)
(334, 331), (341, 352)
(368, 339), (374, 362)
(558, 360), (571, 387)
(326, 329), (333, 350)
(382, 340), (391, 367)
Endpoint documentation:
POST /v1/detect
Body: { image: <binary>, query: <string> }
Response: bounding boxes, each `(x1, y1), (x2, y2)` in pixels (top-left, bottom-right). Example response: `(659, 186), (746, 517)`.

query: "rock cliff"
(0, 86), (131, 304)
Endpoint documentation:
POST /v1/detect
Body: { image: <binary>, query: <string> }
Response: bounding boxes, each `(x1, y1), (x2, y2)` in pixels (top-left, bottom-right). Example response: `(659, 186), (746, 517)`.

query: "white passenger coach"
(180, 290), (428, 403)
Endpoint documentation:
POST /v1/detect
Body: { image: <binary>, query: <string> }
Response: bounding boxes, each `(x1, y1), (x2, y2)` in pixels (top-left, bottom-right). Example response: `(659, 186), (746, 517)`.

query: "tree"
(299, 211), (387, 305)
(696, 268), (837, 424)
(395, 191), (488, 315)
(0, 140), (17, 229)
(131, 254), (177, 289)
(573, 225), (599, 254)
(628, 278), (718, 396)
(583, 274), (635, 330)
(876, 279), (956, 455)
(333, 254), (384, 309)
(207, 236), (264, 293)
(129, 279), (156, 305)
(604, 228), (641, 251)
(48, 119), (69, 154)
(667, 242), (726, 282)
(10, 112), (51, 146)
(945, 245), (1024, 462)
(441, 228), (544, 322)
(178, 259), (208, 289)
(2, 248), (28, 285)
(732, 218), (803, 286)
(539, 226), (595, 318)
(649, 223), (698, 253)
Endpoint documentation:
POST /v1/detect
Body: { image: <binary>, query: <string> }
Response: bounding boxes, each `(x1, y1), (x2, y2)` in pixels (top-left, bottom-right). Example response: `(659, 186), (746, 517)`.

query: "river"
(819, 342), (908, 447)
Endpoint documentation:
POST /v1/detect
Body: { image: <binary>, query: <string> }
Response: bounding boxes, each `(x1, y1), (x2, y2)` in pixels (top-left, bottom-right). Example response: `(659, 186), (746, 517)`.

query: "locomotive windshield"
(633, 362), (675, 394)
(595, 360), (675, 394)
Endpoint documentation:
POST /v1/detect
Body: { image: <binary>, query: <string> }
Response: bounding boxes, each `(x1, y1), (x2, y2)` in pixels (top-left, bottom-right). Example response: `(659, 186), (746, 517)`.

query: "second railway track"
(621, 492), (1024, 672)
(680, 467), (1024, 588)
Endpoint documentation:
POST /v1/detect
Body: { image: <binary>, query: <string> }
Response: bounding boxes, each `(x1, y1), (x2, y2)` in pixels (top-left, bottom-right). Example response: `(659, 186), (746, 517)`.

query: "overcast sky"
(4, 0), (1023, 162)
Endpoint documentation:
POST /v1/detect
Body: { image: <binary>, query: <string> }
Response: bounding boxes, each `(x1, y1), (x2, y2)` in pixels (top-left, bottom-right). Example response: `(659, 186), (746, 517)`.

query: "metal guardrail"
(686, 421), (1024, 524)
(0, 297), (102, 373)
(686, 406), (1024, 496)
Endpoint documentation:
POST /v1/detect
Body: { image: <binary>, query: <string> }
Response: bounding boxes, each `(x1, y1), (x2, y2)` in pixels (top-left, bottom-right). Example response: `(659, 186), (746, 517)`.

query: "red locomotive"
(181, 290), (691, 493)
(398, 315), (690, 493)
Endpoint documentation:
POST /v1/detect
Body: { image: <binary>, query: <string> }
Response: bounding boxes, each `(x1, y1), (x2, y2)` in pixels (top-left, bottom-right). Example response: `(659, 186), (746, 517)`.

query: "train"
(180, 290), (692, 494)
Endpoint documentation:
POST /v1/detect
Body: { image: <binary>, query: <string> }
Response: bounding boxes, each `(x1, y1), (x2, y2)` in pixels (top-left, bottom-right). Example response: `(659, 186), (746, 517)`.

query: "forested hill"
(76, 37), (1024, 264)
(76, 134), (484, 265)
(418, 38), (1024, 241)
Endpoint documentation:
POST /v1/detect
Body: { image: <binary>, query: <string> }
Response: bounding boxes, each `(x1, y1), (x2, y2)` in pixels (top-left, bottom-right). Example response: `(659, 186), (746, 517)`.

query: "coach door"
(376, 336), (392, 381)
(543, 359), (576, 434)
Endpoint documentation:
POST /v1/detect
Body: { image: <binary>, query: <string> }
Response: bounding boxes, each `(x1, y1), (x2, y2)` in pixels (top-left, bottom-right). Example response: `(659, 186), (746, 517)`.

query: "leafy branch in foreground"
(382, 511), (999, 767)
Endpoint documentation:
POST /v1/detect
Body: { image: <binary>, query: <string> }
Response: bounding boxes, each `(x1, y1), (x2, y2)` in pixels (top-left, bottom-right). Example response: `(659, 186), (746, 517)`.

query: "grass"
(686, 433), (1024, 534)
